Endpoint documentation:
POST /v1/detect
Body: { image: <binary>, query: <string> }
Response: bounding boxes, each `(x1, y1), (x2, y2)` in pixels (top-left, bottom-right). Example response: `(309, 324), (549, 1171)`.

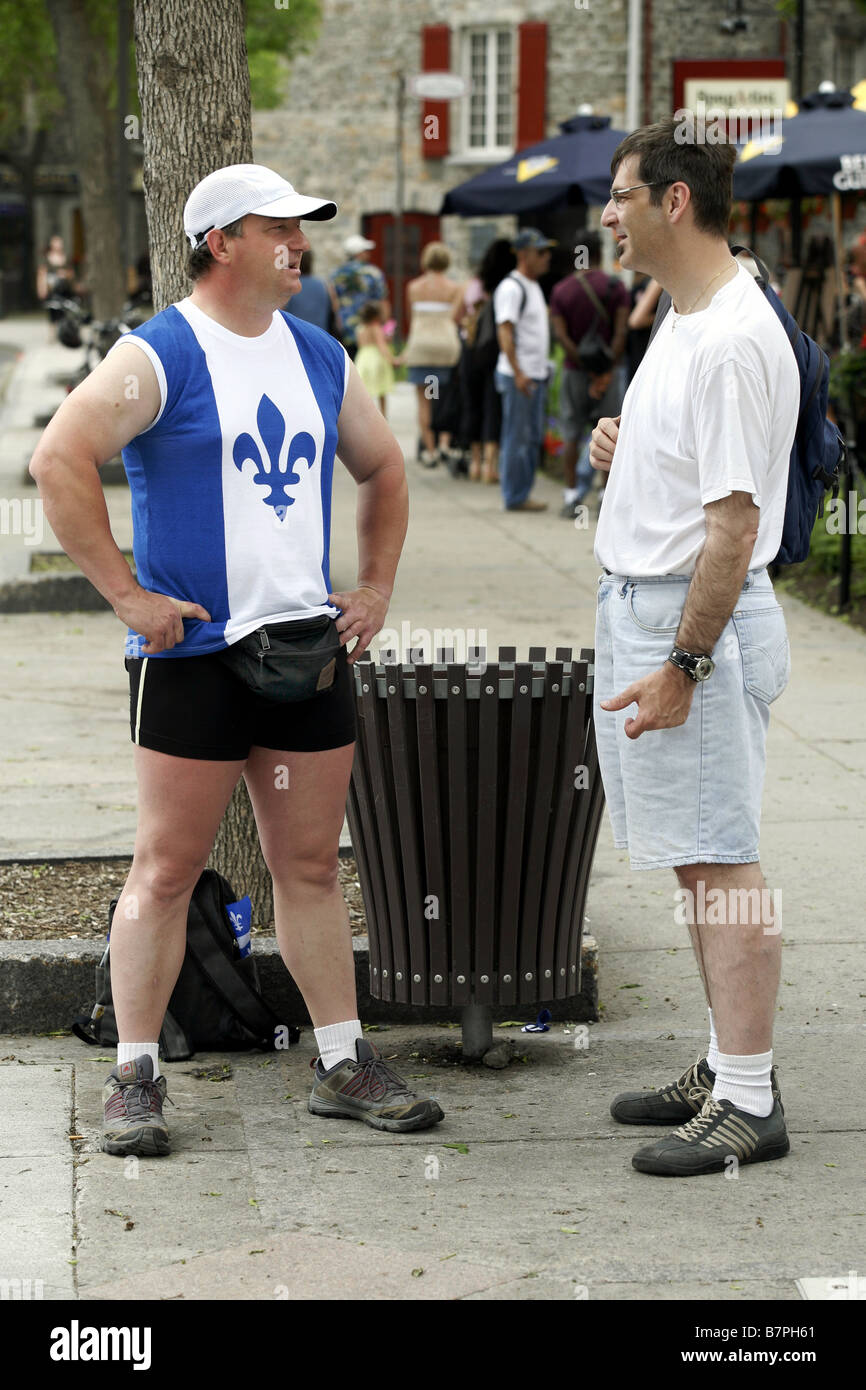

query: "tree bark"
(133, 0), (252, 311)
(45, 0), (127, 320)
(133, 0), (270, 926)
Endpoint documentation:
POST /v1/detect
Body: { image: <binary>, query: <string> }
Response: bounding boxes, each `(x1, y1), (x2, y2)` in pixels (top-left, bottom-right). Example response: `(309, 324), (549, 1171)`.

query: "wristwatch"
(667, 646), (715, 682)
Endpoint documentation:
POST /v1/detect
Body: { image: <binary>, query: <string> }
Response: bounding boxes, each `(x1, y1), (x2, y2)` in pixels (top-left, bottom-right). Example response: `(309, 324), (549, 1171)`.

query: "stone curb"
(0, 571), (112, 613)
(0, 935), (598, 1034)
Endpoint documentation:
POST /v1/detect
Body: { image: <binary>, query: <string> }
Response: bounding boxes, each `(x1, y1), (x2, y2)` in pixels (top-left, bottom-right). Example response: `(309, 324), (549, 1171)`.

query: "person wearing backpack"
(493, 227), (555, 511)
(550, 229), (630, 518)
(588, 119), (802, 1178)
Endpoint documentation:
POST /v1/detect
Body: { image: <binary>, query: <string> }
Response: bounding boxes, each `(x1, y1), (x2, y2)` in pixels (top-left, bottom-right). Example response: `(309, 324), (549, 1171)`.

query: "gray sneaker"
(308, 1038), (444, 1133)
(631, 1095), (789, 1176)
(102, 1055), (171, 1157)
(610, 1057), (716, 1125)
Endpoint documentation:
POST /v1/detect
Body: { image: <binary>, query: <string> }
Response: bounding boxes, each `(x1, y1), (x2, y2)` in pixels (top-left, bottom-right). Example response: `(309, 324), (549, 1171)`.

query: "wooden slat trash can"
(346, 646), (605, 1058)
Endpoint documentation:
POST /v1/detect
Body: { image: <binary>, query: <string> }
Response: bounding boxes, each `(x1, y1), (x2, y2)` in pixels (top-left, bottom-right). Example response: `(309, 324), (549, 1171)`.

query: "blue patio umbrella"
(440, 114), (628, 216)
(733, 88), (866, 200)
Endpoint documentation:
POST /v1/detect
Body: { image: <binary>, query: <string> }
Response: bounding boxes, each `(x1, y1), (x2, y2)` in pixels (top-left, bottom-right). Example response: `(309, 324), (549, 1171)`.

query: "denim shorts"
(593, 568), (790, 871)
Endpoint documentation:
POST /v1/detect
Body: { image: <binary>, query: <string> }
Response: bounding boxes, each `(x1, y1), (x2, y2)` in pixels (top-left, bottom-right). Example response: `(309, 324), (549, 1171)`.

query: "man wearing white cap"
(30, 164), (443, 1156)
(331, 233), (390, 359)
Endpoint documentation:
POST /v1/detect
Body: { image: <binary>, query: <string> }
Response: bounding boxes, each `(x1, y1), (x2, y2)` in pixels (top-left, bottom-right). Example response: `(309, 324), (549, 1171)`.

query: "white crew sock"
(712, 1049), (774, 1118)
(563, 486), (579, 504)
(117, 1041), (160, 1080)
(706, 1007), (719, 1074)
(314, 1019), (363, 1072)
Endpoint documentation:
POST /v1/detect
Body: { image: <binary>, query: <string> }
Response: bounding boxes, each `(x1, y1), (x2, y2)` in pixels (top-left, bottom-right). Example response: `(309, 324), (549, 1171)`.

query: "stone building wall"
(253, 0), (866, 282)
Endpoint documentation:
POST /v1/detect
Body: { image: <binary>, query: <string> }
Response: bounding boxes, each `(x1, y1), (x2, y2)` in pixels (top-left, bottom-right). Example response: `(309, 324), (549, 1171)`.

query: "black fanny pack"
(218, 615), (342, 703)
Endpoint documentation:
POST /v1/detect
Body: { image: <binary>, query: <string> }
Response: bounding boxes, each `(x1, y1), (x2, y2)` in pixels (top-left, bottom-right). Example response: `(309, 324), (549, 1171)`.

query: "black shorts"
(125, 643), (356, 760)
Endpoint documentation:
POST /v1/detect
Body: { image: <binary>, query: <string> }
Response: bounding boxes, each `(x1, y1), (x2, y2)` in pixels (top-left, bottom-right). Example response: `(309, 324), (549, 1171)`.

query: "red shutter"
(421, 24), (450, 159)
(516, 21), (547, 149)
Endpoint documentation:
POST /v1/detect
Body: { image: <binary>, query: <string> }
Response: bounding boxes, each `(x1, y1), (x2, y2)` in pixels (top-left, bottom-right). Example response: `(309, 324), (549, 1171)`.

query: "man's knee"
(130, 848), (209, 907)
(269, 847), (340, 895)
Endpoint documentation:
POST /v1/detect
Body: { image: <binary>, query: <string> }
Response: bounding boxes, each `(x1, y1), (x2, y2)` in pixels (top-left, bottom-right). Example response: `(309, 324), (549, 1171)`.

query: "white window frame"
(458, 25), (514, 161)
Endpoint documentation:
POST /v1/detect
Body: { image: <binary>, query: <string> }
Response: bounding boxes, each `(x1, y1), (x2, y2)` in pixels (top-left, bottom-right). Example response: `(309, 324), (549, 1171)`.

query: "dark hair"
(187, 216), (245, 281)
(576, 228), (602, 266)
(300, 250), (313, 276)
(611, 117), (736, 238)
(478, 237), (516, 295)
(359, 301), (382, 324)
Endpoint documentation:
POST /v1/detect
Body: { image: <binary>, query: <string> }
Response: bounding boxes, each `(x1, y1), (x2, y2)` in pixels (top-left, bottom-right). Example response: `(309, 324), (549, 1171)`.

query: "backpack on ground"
(649, 246), (844, 566)
(72, 868), (298, 1060)
(472, 274), (527, 374)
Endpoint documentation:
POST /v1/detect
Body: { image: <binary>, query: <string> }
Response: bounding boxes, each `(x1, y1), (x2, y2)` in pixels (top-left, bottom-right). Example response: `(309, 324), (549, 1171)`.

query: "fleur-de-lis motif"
(232, 394), (316, 519)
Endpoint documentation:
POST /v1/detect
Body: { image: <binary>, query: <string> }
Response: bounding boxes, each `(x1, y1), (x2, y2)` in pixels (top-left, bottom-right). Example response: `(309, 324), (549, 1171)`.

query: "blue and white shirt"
(116, 299), (350, 658)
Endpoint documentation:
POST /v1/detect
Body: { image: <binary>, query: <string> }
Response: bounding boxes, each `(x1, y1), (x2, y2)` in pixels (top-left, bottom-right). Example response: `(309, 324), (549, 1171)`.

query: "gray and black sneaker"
(102, 1055), (172, 1157)
(610, 1057), (717, 1125)
(308, 1038), (444, 1133)
(631, 1095), (790, 1176)
(611, 1058), (783, 1126)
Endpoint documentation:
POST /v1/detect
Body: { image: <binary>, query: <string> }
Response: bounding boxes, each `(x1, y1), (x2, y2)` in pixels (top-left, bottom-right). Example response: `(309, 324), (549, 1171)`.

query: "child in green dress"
(354, 302), (396, 417)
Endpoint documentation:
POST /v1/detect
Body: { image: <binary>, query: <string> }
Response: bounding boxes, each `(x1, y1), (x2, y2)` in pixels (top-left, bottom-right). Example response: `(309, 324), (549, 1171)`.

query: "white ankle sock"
(314, 1019), (363, 1072)
(706, 1008), (719, 1074)
(712, 1049), (773, 1118)
(563, 486), (579, 503)
(117, 1041), (160, 1080)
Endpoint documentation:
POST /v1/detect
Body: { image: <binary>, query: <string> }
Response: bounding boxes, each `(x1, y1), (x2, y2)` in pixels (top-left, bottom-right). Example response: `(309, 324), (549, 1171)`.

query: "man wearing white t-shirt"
(493, 227), (553, 511)
(30, 165), (444, 1156)
(588, 120), (799, 1177)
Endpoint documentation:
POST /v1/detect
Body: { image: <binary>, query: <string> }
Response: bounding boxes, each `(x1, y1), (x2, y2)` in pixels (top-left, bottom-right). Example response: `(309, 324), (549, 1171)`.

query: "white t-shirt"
(594, 263), (800, 577)
(493, 271), (550, 379)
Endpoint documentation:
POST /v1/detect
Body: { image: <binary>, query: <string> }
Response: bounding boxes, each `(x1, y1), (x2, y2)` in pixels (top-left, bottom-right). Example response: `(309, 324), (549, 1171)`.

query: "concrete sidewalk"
(0, 314), (864, 1301)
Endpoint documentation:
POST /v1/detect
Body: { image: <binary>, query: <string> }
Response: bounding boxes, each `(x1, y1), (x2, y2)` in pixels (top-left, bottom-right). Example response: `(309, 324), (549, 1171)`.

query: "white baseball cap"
(183, 163), (337, 249)
(344, 233), (376, 256)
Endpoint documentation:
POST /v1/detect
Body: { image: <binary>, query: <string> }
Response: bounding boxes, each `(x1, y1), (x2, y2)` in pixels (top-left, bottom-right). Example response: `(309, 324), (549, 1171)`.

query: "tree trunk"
(133, 0), (252, 311)
(133, 0), (270, 926)
(45, 0), (127, 320)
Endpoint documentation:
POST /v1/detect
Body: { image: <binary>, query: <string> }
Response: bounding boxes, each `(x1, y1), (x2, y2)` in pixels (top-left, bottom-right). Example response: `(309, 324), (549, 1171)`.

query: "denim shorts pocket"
(732, 604), (790, 703)
(625, 584), (685, 634)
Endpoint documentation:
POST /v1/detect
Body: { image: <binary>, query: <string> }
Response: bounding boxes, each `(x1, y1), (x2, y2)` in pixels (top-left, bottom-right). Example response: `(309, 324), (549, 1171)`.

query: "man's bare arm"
(29, 344), (211, 652)
(600, 490), (760, 739)
(332, 364), (409, 659)
(675, 490), (761, 654)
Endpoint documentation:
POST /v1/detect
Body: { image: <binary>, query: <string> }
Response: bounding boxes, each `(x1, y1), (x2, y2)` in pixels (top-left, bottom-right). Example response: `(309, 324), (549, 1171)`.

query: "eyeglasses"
(608, 181), (668, 208)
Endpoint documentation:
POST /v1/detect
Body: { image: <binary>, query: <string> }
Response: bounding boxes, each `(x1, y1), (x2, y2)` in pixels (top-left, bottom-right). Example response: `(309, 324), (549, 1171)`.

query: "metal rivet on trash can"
(485, 685), (494, 694)
(388, 685), (396, 694)
(362, 683), (370, 692)
(544, 969), (552, 978)
(451, 685), (459, 694)
(552, 683), (559, 692)
(503, 974), (512, 983)
(418, 684), (427, 694)
(373, 966), (378, 975)
(413, 974), (421, 983)
(480, 974), (489, 983)
(395, 971), (402, 980)
(456, 974), (466, 983)
(524, 972), (533, 981)
(578, 682), (586, 691)
(382, 969), (388, 978)
(560, 968), (566, 976)
(434, 974), (443, 983)
(571, 964), (576, 972)
(520, 684), (528, 693)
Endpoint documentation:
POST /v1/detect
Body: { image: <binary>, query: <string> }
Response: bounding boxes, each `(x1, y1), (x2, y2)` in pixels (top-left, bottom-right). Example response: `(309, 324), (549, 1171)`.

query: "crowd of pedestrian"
(289, 220), (665, 514)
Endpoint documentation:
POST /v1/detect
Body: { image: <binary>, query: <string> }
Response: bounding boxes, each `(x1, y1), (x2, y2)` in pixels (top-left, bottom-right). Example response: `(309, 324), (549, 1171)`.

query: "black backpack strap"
(185, 877), (281, 1044)
(506, 273), (528, 318)
(159, 1007), (193, 1061)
